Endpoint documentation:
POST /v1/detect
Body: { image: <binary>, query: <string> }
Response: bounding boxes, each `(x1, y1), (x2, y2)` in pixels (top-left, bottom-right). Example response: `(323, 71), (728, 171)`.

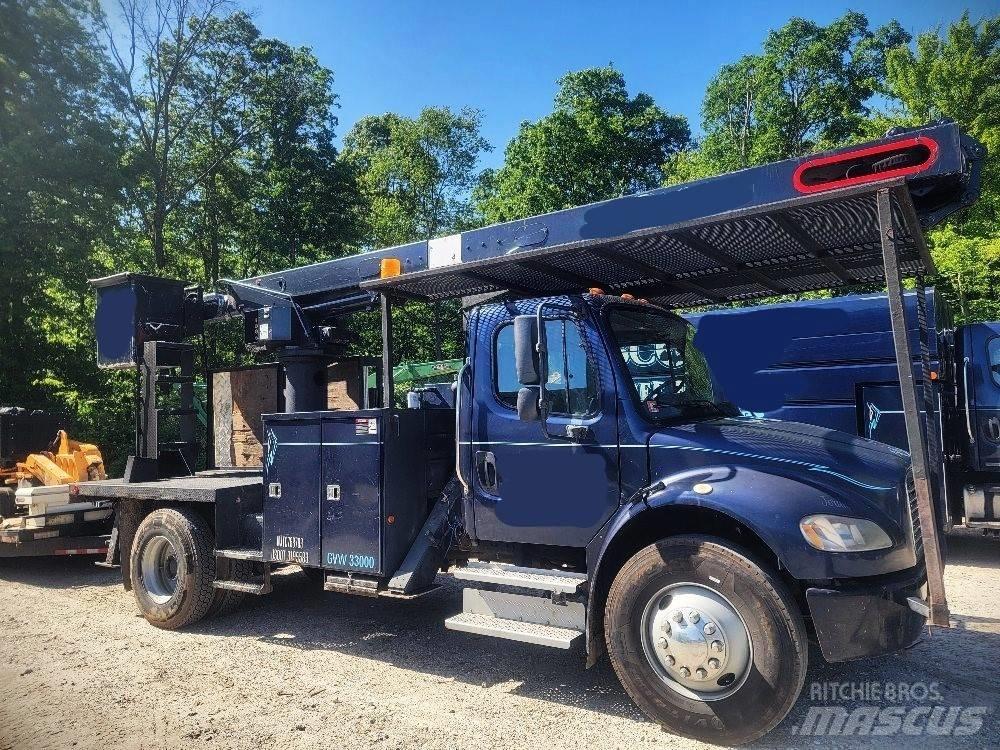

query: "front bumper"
(805, 566), (928, 663)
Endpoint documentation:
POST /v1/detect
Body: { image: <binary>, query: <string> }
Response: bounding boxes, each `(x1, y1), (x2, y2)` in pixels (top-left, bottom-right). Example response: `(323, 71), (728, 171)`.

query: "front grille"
(904, 468), (924, 560)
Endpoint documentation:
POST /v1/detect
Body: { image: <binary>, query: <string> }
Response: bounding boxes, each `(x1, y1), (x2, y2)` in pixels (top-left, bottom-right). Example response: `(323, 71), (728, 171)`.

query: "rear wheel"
(605, 535), (807, 745)
(130, 507), (216, 629)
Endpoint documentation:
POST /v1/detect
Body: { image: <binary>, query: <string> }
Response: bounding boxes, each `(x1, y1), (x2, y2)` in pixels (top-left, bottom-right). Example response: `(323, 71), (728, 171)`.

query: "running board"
(215, 548), (264, 561)
(213, 563), (271, 595)
(444, 588), (585, 649)
(212, 579), (271, 595)
(448, 561), (586, 594)
(445, 613), (582, 649)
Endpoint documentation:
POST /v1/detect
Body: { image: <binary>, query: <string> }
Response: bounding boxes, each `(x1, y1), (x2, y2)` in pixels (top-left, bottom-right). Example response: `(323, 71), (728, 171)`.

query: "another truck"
(71, 122), (982, 745)
(687, 288), (1000, 536)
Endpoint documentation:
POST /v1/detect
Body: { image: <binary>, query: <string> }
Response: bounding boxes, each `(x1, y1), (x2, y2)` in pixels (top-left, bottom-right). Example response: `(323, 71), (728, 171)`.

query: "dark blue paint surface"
(685, 290), (943, 451)
(961, 322), (1000, 472)
(469, 294), (913, 583)
(94, 284), (138, 368)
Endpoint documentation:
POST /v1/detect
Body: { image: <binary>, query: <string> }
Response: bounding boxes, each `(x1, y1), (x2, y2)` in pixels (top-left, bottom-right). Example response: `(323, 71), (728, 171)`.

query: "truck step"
(212, 578), (272, 595)
(444, 612), (582, 649)
(449, 560), (586, 594)
(215, 548), (263, 561)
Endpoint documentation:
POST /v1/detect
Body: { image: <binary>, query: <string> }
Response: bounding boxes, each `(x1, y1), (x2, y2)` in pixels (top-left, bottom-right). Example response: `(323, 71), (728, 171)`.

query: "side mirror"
(513, 315), (539, 385)
(517, 386), (540, 421)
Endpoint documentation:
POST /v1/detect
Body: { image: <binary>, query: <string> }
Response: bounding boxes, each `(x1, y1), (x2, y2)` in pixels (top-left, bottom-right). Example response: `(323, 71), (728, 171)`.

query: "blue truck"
(73, 121), (983, 745)
(687, 288), (1000, 537)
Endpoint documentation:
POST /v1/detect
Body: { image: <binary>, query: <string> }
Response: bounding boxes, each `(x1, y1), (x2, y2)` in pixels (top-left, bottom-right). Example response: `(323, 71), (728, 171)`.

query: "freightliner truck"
(687, 288), (1000, 536)
(72, 121), (983, 745)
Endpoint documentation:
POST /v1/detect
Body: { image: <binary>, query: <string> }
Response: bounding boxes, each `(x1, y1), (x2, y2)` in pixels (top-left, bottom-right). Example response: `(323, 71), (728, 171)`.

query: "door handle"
(988, 417), (1000, 442)
(476, 450), (499, 494)
(963, 357), (976, 444)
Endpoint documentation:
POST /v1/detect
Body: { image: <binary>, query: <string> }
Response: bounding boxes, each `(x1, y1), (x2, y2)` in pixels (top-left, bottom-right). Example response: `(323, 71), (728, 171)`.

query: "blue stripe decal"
(462, 441), (895, 491)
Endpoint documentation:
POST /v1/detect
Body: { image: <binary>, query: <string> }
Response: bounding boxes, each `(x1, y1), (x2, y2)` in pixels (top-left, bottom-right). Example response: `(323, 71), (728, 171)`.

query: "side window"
(988, 338), (1000, 387)
(494, 319), (599, 417)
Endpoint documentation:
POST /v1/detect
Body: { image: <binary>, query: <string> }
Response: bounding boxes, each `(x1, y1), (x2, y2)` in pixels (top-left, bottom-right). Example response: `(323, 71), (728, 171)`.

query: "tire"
(605, 535), (807, 746)
(129, 507), (217, 630)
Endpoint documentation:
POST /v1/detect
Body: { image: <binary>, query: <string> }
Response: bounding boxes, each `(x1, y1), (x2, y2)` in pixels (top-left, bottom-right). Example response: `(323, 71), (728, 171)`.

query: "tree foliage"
(476, 66), (690, 223)
(2, 2), (1000, 465)
(883, 13), (1000, 322)
(695, 12), (910, 174)
(0, 0), (125, 423)
(342, 107), (491, 363)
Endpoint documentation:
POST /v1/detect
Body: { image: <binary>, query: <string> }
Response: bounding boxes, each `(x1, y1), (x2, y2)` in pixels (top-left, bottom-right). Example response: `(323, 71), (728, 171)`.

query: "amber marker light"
(380, 258), (402, 278)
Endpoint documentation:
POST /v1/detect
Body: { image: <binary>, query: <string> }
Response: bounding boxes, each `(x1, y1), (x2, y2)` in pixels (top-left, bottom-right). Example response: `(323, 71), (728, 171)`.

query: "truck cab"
(72, 122), (984, 745)
(450, 292), (926, 742)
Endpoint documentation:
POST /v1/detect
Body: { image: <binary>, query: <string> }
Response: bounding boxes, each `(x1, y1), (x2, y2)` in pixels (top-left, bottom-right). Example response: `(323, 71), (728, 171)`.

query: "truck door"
(962, 323), (1000, 471)
(470, 308), (619, 547)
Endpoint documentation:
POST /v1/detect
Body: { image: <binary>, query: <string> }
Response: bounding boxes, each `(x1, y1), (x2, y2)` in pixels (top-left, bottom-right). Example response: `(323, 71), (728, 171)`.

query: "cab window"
(988, 337), (1000, 387)
(495, 319), (598, 417)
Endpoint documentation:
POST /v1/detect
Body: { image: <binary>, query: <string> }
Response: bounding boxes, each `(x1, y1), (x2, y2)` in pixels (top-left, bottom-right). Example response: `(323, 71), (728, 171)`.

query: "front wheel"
(605, 535), (807, 746)
(130, 507), (217, 629)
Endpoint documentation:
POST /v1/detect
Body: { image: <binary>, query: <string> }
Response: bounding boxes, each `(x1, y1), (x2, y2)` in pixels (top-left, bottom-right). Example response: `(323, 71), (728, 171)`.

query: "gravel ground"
(0, 531), (997, 750)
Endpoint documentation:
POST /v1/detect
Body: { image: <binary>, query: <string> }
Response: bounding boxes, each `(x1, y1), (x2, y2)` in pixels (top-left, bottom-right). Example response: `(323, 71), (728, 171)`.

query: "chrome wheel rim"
(640, 582), (752, 701)
(140, 535), (180, 604)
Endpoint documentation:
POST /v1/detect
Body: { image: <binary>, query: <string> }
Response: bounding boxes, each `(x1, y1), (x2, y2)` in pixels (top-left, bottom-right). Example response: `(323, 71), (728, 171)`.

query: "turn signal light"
(380, 258), (402, 278)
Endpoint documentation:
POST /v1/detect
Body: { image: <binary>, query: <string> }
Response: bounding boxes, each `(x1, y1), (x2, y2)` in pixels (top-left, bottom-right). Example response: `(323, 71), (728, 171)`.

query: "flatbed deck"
(73, 469), (261, 504)
(0, 533), (109, 558)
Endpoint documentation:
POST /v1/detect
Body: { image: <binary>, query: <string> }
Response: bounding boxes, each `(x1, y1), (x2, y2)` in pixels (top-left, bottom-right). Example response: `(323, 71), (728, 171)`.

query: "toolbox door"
(262, 419), (322, 567)
(320, 417), (382, 574)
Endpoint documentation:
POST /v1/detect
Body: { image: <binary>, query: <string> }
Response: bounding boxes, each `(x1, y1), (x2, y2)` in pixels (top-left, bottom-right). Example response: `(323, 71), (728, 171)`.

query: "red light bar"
(792, 136), (939, 194)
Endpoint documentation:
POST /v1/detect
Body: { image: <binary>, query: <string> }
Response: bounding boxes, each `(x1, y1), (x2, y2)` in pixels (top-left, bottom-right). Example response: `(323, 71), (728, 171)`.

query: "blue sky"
(242, 1), (993, 169)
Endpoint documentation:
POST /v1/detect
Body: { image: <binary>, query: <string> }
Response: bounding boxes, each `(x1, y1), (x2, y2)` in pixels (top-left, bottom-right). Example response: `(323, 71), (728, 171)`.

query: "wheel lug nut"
(708, 658), (720, 669)
(703, 623), (716, 635)
(711, 640), (723, 652)
(689, 611), (700, 623)
(671, 610), (684, 623)
(679, 666), (690, 677)
(663, 623), (671, 635)
(658, 637), (669, 649)
(666, 655), (675, 666)
(696, 668), (707, 679)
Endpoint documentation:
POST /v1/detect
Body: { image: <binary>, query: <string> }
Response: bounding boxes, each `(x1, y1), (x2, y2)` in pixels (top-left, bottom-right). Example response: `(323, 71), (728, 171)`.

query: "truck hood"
(647, 417), (910, 522)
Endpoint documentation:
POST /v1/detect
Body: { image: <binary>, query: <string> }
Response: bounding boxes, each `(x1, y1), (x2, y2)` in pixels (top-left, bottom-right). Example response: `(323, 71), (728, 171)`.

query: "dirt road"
(1, 532), (997, 750)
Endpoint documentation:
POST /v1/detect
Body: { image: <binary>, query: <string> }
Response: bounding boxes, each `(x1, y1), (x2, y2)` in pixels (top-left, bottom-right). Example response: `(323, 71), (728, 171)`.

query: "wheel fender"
(585, 464), (826, 664)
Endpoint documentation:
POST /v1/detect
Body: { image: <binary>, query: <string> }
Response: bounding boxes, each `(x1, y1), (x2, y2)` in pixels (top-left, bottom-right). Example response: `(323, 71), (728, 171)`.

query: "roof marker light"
(792, 136), (939, 194)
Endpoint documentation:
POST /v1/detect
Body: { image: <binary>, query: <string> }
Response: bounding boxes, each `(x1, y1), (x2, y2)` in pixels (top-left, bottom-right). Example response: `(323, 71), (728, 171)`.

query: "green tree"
(343, 107), (490, 248)
(0, 0), (125, 418)
(696, 12), (910, 174)
(478, 66), (689, 223)
(883, 12), (1000, 322)
(342, 107), (491, 363)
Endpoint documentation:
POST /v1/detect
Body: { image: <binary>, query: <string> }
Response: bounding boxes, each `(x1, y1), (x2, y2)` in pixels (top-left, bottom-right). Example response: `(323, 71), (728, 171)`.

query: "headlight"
(799, 514), (892, 552)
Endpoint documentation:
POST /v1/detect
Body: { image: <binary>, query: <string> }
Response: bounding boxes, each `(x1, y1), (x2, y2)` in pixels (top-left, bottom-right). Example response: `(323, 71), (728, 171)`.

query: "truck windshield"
(606, 306), (725, 420)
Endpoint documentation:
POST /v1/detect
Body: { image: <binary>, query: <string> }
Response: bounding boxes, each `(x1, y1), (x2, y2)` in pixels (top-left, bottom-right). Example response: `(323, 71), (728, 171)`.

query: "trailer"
(0, 408), (112, 558)
(72, 121), (983, 745)
(686, 288), (1000, 535)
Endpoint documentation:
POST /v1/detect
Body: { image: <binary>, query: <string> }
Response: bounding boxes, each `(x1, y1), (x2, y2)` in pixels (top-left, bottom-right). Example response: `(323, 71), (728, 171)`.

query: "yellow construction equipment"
(4, 430), (106, 487)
